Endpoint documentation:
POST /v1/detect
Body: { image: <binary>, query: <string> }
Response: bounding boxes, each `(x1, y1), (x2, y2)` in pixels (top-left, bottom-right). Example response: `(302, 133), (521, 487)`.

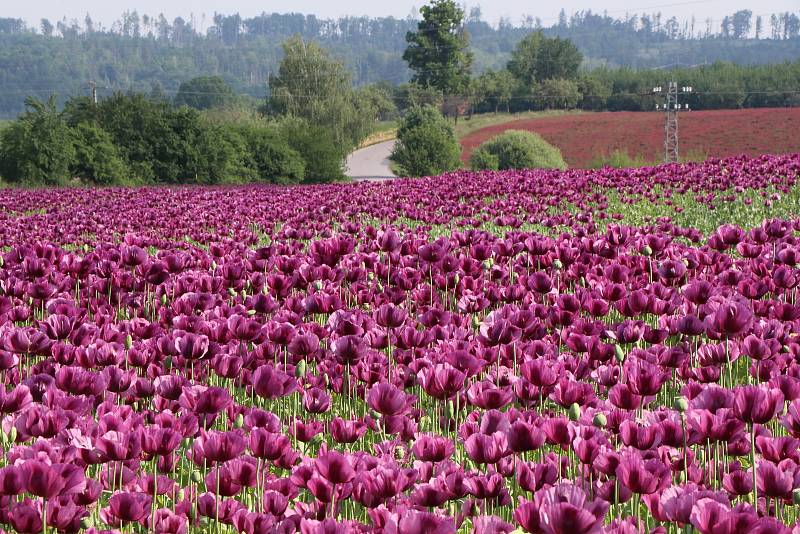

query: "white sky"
(5, 0), (797, 30)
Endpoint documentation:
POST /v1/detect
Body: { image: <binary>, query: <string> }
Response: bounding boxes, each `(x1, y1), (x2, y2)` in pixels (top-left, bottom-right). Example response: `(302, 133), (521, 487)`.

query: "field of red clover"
(0, 154), (799, 534)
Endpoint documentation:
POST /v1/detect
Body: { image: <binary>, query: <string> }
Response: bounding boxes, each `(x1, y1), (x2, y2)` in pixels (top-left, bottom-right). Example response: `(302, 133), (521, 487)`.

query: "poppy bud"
(394, 446), (404, 460)
(454, 273), (460, 284)
(568, 403), (581, 421)
(445, 400), (455, 419)
(125, 334), (133, 350)
(471, 315), (481, 329)
(376, 283), (384, 292)
(674, 396), (689, 413)
(211, 261), (217, 270)
(642, 245), (653, 257)
(0, 256), (4, 267)
(80, 518), (93, 530)
(228, 288), (237, 298)
(234, 414), (244, 429)
(482, 259), (493, 270)
(8, 427), (16, 443)
(248, 309), (257, 316)
(313, 280), (323, 291)
(593, 413), (607, 428)
(241, 290), (247, 300)
(614, 345), (625, 362)
(295, 360), (307, 377)
(368, 271), (375, 281)
(322, 374), (330, 386)
(191, 470), (203, 484)
(177, 489), (185, 501)
(161, 294), (167, 305)
(552, 259), (563, 270)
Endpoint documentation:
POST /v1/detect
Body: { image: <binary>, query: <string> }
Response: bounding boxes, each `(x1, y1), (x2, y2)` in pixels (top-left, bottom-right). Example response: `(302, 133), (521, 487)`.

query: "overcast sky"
(5, 0), (797, 30)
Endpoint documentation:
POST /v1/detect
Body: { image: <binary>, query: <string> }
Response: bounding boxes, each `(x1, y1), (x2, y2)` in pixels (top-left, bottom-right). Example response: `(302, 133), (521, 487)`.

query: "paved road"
(345, 140), (397, 180)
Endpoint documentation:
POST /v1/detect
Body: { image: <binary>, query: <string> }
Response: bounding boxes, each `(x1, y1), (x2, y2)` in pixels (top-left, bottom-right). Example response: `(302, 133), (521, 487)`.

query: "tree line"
(0, 37), (379, 186)
(0, 7), (799, 117)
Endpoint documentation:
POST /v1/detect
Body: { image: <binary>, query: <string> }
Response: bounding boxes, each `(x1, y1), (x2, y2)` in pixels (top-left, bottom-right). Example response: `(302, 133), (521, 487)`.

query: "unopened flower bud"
(552, 259), (563, 270)
(593, 413), (607, 428)
(674, 397), (689, 413)
(233, 414), (244, 429)
(295, 360), (307, 378)
(124, 334), (133, 350)
(568, 403), (581, 421)
(641, 245), (653, 257)
(614, 345), (625, 362)
(190, 471), (203, 484)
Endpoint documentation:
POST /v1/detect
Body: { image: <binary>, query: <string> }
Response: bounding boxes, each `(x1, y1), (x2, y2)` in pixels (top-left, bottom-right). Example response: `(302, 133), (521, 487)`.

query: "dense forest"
(1, 8), (799, 117)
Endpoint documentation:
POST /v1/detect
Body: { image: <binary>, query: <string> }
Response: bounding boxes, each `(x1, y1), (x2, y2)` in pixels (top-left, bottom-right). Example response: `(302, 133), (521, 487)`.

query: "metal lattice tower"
(653, 82), (692, 165)
(664, 82), (679, 164)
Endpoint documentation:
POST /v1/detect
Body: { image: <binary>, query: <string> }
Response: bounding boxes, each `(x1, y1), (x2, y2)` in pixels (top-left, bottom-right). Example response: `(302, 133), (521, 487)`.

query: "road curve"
(345, 140), (397, 181)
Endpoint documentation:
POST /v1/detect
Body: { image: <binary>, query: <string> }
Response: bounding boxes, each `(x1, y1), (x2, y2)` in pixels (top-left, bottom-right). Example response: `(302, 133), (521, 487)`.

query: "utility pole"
(653, 82), (692, 163)
(88, 80), (98, 105)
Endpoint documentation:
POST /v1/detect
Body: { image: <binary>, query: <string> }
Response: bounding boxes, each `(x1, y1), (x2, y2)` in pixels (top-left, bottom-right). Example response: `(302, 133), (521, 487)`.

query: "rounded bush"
(390, 105), (462, 178)
(470, 130), (566, 171)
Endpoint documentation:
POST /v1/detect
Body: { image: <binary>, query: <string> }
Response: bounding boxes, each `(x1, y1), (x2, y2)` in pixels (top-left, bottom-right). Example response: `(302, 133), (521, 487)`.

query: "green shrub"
(0, 97), (76, 185)
(390, 105), (462, 177)
(234, 124), (305, 184)
(468, 148), (500, 171)
(279, 117), (345, 183)
(469, 130), (566, 171)
(71, 122), (133, 185)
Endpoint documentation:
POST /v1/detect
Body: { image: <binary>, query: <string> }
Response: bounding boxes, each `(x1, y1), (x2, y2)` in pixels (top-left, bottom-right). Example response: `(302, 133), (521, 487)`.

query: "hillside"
(0, 9), (799, 117)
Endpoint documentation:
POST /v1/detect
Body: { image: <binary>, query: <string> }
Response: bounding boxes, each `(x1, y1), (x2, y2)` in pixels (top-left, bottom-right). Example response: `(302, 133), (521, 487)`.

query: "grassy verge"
(588, 148), (709, 169)
(358, 121), (398, 149)
(452, 110), (581, 139)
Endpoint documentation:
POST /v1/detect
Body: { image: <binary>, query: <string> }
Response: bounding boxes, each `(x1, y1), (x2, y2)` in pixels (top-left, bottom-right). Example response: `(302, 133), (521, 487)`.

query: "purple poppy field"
(1, 154), (800, 534)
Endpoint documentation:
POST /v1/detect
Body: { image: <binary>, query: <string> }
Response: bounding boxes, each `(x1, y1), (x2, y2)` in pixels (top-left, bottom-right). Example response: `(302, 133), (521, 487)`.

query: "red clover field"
(1, 154), (800, 533)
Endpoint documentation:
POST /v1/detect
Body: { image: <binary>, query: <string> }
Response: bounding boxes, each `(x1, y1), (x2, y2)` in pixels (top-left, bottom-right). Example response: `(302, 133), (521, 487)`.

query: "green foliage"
(536, 78), (582, 109)
(394, 83), (444, 111)
(403, 0), (474, 97)
(577, 75), (612, 111)
(357, 85), (399, 122)
(391, 105), (462, 177)
(1, 11), (800, 119)
(470, 130), (566, 171)
(71, 122), (133, 185)
(475, 70), (517, 113)
(508, 31), (583, 86)
(279, 117), (345, 183)
(0, 97), (76, 185)
(264, 35), (376, 180)
(0, 91), (311, 187)
(233, 124), (305, 184)
(174, 76), (236, 110)
(468, 147), (499, 171)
